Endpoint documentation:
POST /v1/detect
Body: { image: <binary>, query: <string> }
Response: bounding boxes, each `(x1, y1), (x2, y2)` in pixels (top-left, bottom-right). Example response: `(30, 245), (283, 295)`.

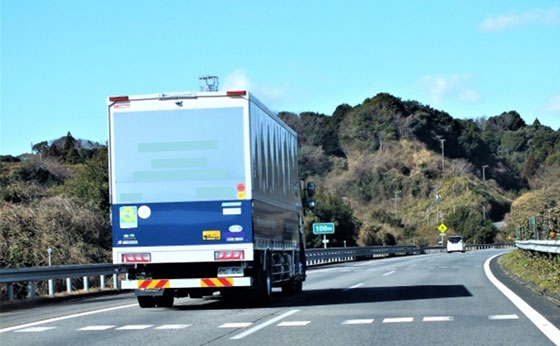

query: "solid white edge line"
(485, 253), (560, 345)
(230, 309), (299, 340)
(0, 303), (138, 334)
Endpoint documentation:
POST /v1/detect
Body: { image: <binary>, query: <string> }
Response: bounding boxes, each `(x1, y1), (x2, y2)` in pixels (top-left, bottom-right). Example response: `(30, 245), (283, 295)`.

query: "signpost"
(313, 223), (335, 249)
(438, 223), (447, 245)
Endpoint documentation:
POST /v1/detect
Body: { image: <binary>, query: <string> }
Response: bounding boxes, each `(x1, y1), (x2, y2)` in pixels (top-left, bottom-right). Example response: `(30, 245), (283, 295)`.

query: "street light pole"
(440, 139), (446, 177)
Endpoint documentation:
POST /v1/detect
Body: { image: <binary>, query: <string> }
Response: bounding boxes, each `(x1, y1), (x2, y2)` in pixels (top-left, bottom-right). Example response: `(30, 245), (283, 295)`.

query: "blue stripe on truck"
(112, 200), (253, 247)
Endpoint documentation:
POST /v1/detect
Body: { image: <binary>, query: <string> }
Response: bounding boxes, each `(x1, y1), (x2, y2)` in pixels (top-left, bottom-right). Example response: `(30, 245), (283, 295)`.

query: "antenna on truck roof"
(199, 76), (219, 92)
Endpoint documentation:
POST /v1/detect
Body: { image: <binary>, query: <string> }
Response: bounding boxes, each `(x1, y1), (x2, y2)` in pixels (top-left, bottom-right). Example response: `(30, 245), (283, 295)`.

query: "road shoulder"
(490, 253), (560, 329)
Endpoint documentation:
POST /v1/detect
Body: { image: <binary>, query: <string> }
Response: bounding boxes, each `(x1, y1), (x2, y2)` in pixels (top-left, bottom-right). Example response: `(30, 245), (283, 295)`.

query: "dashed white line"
(155, 324), (191, 329)
(383, 270), (395, 276)
(488, 314), (519, 320)
(485, 254), (560, 345)
(423, 316), (454, 322)
(383, 317), (413, 323)
(79, 325), (116, 331)
(14, 327), (56, 333)
(219, 322), (253, 328)
(408, 264), (418, 267)
(0, 303), (137, 334)
(116, 325), (153, 330)
(342, 319), (374, 325)
(343, 282), (364, 292)
(277, 321), (310, 327)
(230, 309), (299, 340)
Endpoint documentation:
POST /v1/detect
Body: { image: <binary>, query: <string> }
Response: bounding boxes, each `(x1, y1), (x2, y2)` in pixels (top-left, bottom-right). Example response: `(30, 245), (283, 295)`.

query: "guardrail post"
(83, 276), (89, 292)
(113, 274), (120, 290)
(7, 283), (14, 301)
(27, 281), (35, 299)
(66, 278), (72, 293)
(100, 275), (106, 289)
(48, 279), (55, 296)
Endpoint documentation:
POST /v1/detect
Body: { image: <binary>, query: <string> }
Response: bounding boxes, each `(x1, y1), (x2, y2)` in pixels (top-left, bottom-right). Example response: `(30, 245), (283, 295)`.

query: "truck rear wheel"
(137, 296), (156, 308)
(256, 253), (272, 304)
(155, 294), (174, 308)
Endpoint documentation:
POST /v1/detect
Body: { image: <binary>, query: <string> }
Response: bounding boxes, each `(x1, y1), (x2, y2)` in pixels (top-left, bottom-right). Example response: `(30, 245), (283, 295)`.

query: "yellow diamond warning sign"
(438, 223), (448, 233)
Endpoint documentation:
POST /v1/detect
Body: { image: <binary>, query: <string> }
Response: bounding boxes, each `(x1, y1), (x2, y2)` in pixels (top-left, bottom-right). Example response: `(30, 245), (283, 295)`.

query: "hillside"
(1, 94), (560, 269)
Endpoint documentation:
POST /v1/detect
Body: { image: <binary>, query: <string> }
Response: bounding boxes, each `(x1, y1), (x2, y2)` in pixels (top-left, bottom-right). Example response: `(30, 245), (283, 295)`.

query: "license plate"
(218, 267), (244, 277)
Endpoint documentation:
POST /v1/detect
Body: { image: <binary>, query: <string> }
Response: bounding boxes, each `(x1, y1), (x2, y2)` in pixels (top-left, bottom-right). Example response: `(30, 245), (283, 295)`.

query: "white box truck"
(107, 90), (307, 307)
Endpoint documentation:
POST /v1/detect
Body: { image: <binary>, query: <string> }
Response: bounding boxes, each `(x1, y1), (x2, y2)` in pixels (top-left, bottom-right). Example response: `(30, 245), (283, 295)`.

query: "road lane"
(1, 250), (558, 346)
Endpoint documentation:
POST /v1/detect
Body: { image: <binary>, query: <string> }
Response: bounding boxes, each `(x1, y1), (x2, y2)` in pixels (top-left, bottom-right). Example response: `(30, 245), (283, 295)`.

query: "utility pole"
(482, 165), (489, 189)
(439, 139), (446, 177)
(482, 165), (489, 220)
(392, 189), (401, 219)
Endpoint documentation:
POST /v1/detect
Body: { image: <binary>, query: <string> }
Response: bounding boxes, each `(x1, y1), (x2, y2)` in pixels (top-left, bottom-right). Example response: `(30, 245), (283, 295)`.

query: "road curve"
(1, 249), (558, 346)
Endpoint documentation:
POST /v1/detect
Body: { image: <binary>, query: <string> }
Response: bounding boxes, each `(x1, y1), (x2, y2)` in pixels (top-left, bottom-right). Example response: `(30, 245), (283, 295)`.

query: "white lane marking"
(219, 322), (253, 328)
(423, 316), (454, 322)
(408, 264), (418, 267)
(342, 319), (374, 325)
(383, 271), (395, 276)
(488, 314), (519, 320)
(277, 321), (310, 327)
(78, 325), (116, 331)
(485, 253), (560, 345)
(0, 303), (137, 334)
(427, 259), (435, 262)
(230, 309), (299, 340)
(343, 282), (364, 292)
(116, 325), (153, 330)
(383, 317), (413, 323)
(155, 324), (191, 329)
(14, 327), (56, 333)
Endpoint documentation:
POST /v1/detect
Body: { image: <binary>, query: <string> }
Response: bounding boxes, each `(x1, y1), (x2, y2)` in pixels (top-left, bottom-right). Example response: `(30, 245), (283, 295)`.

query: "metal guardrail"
(0, 264), (123, 284)
(1, 244), (515, 302)
(515, 240), (560, 254)
(306, 245), (418, 265)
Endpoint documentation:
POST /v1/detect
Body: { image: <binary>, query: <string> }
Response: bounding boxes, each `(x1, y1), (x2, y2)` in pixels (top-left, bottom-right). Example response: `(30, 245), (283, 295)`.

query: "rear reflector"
(109, 96), (129, 102)
(214, 250), (244, 261)
(122, 253), (151, 263)
(226, 90), (246, 96)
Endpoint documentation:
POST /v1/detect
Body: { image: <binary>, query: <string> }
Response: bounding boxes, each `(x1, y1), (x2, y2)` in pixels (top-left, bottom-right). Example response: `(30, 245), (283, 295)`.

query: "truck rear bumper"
(122, 277), (253, 290)
(113, 243), (254, 264)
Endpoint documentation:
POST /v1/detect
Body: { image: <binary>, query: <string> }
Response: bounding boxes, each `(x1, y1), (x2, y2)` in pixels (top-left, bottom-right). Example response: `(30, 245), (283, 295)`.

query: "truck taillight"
(214, 250), (244, 261)
(122, 253), (151, 263)
(226, 90), (246, 96)
(109, 95), (129, 102)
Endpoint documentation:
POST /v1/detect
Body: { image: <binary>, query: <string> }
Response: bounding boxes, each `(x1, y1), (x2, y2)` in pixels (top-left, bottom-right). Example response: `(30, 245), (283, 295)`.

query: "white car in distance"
(447, 236), (465, 253)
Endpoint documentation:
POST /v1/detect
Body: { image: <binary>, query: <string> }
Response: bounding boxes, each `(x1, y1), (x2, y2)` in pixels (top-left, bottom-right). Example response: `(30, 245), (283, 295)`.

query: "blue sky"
(1, 0), (559, 155)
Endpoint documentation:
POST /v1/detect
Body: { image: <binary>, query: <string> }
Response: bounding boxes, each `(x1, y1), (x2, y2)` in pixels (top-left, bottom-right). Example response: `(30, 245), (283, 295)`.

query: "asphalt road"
(1, 249), (559, 346)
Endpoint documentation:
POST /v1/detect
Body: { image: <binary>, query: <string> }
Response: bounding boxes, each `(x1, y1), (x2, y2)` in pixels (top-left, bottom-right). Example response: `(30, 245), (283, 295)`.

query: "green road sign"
(313, 223), (335, 235)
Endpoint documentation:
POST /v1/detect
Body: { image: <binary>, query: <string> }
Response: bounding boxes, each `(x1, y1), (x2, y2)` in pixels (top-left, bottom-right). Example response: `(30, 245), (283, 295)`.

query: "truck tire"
(155, 294), (174, 308)
(137, 296), (156, 308)
(256, 253), (272, 304)
(282, 277), (303, 296)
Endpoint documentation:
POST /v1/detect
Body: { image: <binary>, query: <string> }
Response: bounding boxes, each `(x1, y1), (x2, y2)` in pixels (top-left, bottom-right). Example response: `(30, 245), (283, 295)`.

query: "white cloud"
(222, 69), (253, 90)
(416, 74), (480, 107)
(222, 69), (288, 105)
(479, 7), (560, 32)
(545, 94), (560, 112)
